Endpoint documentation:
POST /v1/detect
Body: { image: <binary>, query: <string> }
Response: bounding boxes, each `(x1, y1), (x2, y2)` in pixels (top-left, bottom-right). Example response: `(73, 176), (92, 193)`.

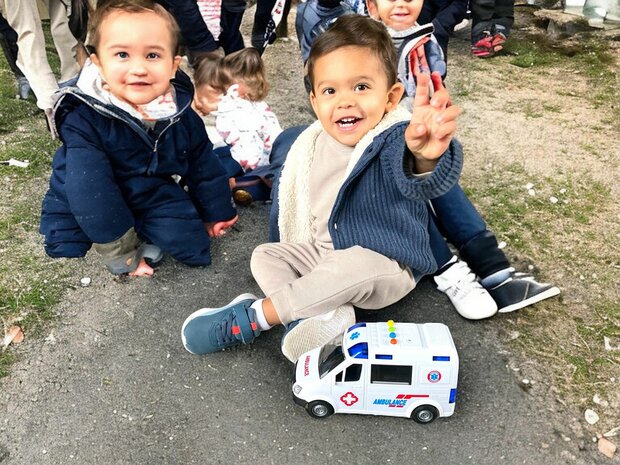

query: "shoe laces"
(214, 311), (240, 346)
(439, 260), (484, 296)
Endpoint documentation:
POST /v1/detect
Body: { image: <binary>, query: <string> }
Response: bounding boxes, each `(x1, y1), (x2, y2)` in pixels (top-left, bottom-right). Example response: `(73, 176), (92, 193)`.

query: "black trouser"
(220, 0), (246, 54)
(470, 0), (514, 41)
(0, 13), (24, 79)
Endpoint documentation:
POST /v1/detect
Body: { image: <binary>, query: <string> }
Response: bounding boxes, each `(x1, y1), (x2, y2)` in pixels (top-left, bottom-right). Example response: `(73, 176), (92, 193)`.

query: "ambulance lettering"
(304, 355), (311, 377)
(372, 394), (429, 408)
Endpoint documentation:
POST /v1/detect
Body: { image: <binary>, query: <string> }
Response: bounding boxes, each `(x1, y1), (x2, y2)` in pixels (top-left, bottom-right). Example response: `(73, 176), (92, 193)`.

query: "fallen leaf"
(598, 437), (617, 458)
(2, 325), (24, 348)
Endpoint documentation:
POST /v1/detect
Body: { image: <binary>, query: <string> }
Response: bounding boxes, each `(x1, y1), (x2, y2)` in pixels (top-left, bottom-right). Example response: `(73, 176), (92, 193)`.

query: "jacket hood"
(50, 61), (195, 137)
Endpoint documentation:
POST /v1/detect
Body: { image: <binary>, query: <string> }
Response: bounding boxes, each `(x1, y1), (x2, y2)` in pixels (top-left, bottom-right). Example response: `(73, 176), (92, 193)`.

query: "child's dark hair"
(193, 48), (269, 102)
(87, 0), (180, 55)
(307, 15), (397, 92)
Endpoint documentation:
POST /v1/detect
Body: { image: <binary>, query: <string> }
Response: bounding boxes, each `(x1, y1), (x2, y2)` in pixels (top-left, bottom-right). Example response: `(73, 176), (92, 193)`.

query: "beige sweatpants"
(250, 243), (416, 325)
(2, 0), (79, 109)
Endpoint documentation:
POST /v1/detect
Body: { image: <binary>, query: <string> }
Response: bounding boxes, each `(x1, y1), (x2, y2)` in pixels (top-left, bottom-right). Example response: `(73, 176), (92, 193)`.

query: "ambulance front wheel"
(411, 405), (439, 424)
(307, 401), (334, 419)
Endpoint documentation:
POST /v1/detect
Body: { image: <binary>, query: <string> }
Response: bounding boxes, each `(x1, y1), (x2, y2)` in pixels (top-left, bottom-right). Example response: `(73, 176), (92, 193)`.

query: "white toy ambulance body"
(292, 321), (459, 423)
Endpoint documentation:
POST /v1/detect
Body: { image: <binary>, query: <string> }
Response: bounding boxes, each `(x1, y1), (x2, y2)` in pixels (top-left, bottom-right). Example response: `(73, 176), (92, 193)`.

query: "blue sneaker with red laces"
(181, 293), (260, 355)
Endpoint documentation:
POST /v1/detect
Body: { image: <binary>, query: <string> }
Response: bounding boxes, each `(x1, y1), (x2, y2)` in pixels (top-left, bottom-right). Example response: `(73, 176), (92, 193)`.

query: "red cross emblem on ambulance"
(340, 392), (359, 406)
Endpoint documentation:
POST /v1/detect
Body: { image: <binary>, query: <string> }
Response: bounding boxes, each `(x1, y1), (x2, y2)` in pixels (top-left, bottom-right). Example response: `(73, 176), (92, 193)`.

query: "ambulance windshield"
(318, 342), (345, 378)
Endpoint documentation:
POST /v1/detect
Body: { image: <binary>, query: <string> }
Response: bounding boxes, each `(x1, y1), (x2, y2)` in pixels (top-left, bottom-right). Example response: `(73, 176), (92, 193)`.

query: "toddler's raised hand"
(405, 73), (460, 167)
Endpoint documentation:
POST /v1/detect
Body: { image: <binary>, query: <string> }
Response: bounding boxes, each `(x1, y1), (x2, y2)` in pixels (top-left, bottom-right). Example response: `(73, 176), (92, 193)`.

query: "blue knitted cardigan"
(270, 106), (463, 277)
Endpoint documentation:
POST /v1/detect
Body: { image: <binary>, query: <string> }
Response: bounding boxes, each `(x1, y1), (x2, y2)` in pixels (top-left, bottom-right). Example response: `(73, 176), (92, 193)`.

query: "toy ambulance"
(292, 321), (459, 423)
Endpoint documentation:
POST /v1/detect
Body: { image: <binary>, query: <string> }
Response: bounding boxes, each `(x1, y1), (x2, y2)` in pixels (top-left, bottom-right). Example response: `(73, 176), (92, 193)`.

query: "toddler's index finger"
(413, 73), (431, 108)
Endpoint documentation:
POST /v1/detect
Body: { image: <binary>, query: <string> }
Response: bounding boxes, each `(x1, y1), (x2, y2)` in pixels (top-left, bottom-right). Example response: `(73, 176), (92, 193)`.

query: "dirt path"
(0, 5), (618, 464)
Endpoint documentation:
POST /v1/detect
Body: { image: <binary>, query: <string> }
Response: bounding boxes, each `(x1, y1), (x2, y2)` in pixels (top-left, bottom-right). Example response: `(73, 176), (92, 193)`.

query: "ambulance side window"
(335, 364), (362, 383)
(370, 364), (412, 385)
(345, 364), (362, 382)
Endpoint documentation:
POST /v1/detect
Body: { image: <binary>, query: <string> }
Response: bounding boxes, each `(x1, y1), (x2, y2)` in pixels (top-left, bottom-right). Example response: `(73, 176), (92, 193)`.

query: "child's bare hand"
(205, 215), (239, 237)
(193, 84), (223, 116)
(405, 73), (460, 163)
(128, 259), (154, 277)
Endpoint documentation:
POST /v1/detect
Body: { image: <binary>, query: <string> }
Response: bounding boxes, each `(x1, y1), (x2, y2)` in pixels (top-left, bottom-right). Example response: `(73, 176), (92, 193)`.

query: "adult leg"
(492, 0), (514, 35)
(470, 0), (496, 40)
(48, 0), (79, 82)
(3, 0), (60, 110)
(219, 0), (245, 54)
(0, 14), (23, 78)
(251, 0), (279, 53)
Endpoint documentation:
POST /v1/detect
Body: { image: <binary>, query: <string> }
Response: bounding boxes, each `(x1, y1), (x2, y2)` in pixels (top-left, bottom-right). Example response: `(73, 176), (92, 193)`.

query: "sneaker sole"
(181, 293), (258, 354)
(281, 305), (355, 362)
(498, 286), (560, 313)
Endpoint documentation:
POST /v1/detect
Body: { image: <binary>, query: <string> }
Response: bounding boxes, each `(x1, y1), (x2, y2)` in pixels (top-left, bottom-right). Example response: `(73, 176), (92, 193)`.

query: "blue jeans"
(429, 184), (510, 278)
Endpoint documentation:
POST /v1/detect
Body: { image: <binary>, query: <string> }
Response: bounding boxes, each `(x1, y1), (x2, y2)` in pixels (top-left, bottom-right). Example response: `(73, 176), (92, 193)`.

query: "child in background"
(193, 47), (282, 204)
(181, 15), (462, 361)
(40, 0), (237, 276)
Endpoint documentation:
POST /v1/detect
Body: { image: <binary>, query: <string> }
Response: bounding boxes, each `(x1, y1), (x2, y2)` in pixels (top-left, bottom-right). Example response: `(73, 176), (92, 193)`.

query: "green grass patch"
(0, 21), (72, 378)
(463, 165), (612, 260)
(506, 35), (619, 127)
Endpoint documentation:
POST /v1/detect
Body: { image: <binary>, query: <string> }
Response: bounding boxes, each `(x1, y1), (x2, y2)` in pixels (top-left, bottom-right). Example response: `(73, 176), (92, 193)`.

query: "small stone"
(559, 188), (567, 194)
(525, 182), (534, 190)
(550, 196), (558, 204)
(498, 241), (507, 249)
(528, 188), (536, 196)
(598, 437), (617, 458)
(80, 277), (91, 287)
(585, 409), (599, 425)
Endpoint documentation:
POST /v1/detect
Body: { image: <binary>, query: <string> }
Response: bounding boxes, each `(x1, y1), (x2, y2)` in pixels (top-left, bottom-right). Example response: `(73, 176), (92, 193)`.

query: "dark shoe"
(232, 174), (272, 206)
(488, 269), (560, 313)
(181, 293), (259, 354)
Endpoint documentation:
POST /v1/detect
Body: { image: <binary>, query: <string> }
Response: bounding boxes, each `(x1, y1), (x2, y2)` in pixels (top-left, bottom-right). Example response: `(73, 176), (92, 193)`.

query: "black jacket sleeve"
(156, 0), (218, 53)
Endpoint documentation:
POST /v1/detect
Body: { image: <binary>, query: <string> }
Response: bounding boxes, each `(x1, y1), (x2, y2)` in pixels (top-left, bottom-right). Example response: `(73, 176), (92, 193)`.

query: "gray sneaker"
(281, 304), (356, 362)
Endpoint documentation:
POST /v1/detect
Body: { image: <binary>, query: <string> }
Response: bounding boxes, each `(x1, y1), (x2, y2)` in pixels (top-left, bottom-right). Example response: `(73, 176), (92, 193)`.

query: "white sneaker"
(434, 257), (498, 320)
(281, 304), (356, 362)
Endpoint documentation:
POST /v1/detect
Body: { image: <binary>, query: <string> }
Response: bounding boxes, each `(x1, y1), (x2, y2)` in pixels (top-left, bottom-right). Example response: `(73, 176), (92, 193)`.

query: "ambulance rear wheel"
(411, 405), (438, 424)
(307, 401), (334, 419)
